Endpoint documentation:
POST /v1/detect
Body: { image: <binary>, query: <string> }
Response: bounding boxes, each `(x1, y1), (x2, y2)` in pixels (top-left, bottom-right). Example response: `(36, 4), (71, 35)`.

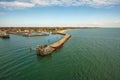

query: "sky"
(0, 0), (120, 27)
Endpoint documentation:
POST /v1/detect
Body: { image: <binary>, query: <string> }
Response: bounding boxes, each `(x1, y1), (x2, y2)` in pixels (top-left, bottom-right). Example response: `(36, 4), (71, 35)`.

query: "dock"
(24, 33), (49, 37)
(36, 34), (71, 56)
(14, 32), (49, 37)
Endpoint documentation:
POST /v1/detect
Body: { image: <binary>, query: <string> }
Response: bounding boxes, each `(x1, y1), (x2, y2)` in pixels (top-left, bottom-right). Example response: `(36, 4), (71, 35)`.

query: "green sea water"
(0, 28), (120, 80)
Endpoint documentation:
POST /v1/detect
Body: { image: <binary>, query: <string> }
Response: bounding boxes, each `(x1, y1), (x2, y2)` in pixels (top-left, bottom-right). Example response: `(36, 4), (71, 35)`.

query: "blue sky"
(0, 0), (120, 27)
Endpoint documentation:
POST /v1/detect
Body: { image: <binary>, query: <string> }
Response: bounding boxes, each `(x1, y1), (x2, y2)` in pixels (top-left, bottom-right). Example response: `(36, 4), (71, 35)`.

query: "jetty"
(24, 33), (49, 37)
(14, 32), (49, 37)
(36, 34), (71, 56)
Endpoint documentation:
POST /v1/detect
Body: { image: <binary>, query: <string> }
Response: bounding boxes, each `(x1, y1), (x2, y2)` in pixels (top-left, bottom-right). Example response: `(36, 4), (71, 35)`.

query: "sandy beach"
(56, 29), (68, 33)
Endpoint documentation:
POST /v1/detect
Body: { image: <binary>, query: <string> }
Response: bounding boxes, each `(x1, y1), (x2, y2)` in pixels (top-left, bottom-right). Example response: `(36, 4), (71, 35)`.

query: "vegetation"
(0, 27), (98, 33)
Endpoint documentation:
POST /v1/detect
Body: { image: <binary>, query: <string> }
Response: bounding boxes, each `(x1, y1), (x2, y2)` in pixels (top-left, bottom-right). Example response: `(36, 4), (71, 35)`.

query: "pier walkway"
(50, 34), (71, 48)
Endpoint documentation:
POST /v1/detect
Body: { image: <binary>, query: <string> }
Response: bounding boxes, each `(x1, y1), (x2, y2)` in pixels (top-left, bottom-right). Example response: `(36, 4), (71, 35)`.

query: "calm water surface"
(0, 28), (120, 80)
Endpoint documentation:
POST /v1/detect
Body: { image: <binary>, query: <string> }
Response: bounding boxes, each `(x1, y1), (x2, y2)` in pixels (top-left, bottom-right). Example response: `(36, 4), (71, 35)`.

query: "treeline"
(0, 27), (98, 32)
(0, 27), (77, 31)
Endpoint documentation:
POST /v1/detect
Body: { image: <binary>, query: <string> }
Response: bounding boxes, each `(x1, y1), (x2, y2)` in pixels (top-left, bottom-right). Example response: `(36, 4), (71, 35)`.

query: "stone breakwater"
(36, 34), (71, 56)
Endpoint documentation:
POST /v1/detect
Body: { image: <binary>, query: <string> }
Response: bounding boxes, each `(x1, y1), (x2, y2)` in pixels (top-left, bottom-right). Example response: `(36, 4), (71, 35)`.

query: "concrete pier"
(36, 34), (71, 56)
(14, 32), (49, 37)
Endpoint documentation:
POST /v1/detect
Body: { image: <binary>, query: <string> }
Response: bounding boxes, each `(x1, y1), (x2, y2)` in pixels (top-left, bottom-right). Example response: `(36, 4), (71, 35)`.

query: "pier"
(24, 33), (49, 37)
(14, 32), (49, 37)
(36, 34), (71, 56)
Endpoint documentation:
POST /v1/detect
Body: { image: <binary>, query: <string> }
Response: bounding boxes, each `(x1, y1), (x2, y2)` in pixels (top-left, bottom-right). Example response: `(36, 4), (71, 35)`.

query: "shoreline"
(56, 29), (68, 33)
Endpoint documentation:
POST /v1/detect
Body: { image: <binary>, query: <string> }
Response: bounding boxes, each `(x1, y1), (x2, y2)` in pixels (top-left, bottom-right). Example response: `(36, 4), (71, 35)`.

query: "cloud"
(114, 20), (120, 24)
(31, 0), (120, 7)
(0, 0), (120, 9)
(0, 1), (35, 9)
(92, 20), (120, 27)
(85, 0), (120, 7)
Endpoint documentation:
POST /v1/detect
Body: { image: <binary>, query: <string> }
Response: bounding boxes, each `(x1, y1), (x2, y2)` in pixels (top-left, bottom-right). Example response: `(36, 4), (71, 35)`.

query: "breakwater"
(13, 32), (49, 37)
(36, 34), (71, 56)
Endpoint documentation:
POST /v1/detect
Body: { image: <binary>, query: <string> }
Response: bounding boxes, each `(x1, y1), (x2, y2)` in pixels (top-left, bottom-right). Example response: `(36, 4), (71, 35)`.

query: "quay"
(36, 33), (71, 56)
(24, 33), (49, 37)
(14, 32), (49, 37)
